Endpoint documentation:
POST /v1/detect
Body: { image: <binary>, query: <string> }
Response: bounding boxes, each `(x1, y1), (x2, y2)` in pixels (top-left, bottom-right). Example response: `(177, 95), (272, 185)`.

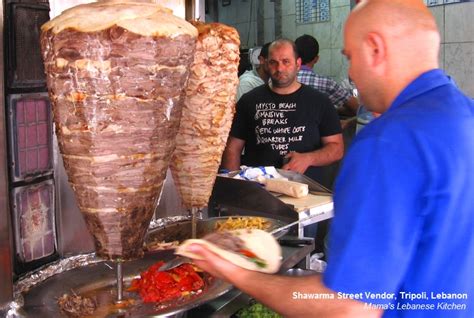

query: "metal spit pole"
(190, 207), (203, 239)
(191, 207), (198, 239)
(116, 261), (123, 303)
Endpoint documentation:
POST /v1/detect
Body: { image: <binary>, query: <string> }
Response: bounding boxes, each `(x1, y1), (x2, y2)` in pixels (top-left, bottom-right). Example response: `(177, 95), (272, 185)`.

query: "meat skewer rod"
(116, 261), (124, 303)
(190, 207), (201, 239)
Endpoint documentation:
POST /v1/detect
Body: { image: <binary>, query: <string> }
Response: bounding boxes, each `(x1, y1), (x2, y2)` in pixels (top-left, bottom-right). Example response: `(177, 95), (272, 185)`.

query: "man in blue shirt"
(182, 1), (474, 317)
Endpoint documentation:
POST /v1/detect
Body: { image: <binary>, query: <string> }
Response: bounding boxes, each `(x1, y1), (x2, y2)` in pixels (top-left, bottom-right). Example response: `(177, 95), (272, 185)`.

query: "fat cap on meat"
(42, 0), (198, 38)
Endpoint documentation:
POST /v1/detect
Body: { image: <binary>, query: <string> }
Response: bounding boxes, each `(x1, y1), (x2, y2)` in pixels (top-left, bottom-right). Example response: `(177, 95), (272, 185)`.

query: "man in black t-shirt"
(222, 39), (343, 183)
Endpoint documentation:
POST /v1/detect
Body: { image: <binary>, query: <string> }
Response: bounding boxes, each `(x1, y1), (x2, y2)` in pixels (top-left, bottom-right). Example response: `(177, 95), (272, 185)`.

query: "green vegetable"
(236, 302), (282, 318)
(248, 257), (267, 268)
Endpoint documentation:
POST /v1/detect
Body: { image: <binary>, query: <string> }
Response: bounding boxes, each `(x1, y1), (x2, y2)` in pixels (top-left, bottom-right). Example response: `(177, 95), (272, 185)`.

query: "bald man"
(182, 1), (474, 317)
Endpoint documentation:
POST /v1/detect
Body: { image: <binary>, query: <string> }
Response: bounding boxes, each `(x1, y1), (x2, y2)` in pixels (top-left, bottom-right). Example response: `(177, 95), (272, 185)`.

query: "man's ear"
(364, 32), (386, 67)
(296, 57), (302, 69)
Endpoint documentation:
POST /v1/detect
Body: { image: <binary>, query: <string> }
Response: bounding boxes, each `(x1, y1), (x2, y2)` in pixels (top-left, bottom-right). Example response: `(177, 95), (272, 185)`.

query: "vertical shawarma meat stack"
(40, 1), (197, 260)
(170, 21), (240, 209)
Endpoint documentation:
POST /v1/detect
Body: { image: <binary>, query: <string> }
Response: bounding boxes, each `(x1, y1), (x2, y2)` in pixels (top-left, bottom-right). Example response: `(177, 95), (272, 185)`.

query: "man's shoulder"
(239, 70), (262, 83)
(297, 68), (316, 80)
(298, 70), (343, 90)
(299, 84), (333, 102)
(239, 69), (254, 78)
(238, 84), (270, 103)
(245, 83), (268, 94)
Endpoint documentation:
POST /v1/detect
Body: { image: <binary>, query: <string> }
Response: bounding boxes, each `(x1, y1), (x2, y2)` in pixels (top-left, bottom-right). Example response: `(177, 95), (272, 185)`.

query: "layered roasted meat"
(40, 1), (197, 259)
(170, 21), (240, 209)
(202, 231), (245, 253)
(58, 294), (97, 317)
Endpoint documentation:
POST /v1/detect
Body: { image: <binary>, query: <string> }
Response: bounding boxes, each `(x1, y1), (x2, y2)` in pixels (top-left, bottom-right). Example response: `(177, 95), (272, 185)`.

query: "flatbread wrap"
(176, 229), (282, 273)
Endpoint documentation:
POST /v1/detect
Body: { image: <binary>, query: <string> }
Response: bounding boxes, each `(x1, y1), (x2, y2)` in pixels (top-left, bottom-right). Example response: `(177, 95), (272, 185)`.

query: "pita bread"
(176, 229), (282, 273)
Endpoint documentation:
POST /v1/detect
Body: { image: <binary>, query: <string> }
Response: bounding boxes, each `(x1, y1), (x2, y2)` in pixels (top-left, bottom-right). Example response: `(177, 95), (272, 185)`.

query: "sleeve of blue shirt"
(323, 133), (425, 303)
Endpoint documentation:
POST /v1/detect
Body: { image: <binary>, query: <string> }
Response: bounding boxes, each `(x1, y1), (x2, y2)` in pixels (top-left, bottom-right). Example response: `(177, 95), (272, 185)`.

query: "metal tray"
(17, 217), (288, 317)
(145, 216), (289, 243)
(19, 249), (232, 317)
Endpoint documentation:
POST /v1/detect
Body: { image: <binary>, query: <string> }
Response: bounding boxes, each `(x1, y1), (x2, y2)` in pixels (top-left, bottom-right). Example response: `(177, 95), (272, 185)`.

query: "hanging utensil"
(270, 214), (316, 235)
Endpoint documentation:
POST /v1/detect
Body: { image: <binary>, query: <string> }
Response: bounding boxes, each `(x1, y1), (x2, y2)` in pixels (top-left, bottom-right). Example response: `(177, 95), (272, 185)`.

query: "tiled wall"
(431, 3), (474, 97)
(213, 0), (473, 97)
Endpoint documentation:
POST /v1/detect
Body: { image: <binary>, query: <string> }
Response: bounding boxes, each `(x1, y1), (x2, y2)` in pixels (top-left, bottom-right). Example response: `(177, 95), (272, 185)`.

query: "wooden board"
(279, 193), (333, 212)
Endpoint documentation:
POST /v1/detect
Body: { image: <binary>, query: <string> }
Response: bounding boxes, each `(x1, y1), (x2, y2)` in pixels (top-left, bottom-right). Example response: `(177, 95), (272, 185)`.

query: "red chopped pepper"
(239, 249), (258, 259)
(238, 249), (267, 268)
(128, 261), (204, 303)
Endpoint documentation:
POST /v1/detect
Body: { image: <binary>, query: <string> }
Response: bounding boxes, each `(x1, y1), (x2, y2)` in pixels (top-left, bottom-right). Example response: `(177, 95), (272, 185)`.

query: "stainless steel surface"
(145, 216), (288, 243)
(19, 249), (233, 317)
(209, 170), (332, 224)
(297, 208), (334, 238)
(209, 176), (297, 223)
(158, 256), (192, 272)
(14, 253), (99, 298)
(279, 237), (315, 271)
(180, 0), (205, 21)
(0, 0), (14, 310)
(191, 207), (199, 239)
(209, 171), (334, 240)
(284, 268), (319, 276)
(270, 214), (315, 235)
(116, 261), (123, 303)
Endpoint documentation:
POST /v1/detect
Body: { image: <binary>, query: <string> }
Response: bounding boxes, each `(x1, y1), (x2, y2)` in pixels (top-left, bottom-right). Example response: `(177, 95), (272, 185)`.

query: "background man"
(185, 1), (474, 317)
(295, 34), (359, 117)
(222, 39), (344, 184)
(236, 42), (271, 100)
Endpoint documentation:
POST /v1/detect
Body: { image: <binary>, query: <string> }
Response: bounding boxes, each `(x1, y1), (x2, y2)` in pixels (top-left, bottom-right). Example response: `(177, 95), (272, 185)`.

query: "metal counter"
(208, 171), (334, 238)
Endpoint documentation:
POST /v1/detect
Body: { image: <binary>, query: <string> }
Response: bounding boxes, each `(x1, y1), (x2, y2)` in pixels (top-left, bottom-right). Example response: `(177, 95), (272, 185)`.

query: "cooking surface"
(20, 249), (232, 317)
(18, 217), (288, 317)
(146, 216), (288, 243)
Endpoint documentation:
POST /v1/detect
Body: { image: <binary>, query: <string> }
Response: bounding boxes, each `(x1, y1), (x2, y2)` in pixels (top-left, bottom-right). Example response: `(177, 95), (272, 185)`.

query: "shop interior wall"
(212, 0), (473, 97)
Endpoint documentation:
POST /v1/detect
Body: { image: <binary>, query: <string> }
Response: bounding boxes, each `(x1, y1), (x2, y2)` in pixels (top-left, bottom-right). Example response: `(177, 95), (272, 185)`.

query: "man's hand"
(184, 243), (249, 282)
(282, 151), (312, 174)
(282, 135), (344, 174)
(182, 244), (378, 318)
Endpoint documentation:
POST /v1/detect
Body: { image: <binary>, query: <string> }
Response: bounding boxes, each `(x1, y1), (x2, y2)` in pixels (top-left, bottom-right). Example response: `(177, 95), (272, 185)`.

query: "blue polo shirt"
(324, 69), (474, 317)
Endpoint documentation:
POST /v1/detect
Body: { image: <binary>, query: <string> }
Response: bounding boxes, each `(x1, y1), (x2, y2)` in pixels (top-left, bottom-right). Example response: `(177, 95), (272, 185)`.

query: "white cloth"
(234, 166), (286, 181)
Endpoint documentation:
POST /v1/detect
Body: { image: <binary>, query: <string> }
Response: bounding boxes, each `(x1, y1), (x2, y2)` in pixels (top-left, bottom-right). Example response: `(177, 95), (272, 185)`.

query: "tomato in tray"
(129, 261), (205, 303)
